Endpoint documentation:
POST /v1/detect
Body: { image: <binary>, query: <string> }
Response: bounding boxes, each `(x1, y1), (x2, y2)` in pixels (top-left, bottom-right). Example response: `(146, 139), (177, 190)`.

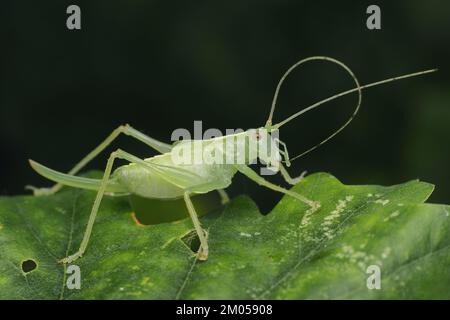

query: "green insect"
(28, 56), (436, 264)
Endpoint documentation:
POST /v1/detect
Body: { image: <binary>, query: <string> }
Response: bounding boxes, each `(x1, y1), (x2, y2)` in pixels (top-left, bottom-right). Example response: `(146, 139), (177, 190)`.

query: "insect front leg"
(235, 164), (320, 209)
(279, 164), (307, 186)
(27, 124), (172, 196)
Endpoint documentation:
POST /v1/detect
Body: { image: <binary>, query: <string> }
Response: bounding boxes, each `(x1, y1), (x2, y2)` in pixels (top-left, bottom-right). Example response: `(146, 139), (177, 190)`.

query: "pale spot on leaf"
(384, 210), (400, 222)
(375, 199), (390, 206)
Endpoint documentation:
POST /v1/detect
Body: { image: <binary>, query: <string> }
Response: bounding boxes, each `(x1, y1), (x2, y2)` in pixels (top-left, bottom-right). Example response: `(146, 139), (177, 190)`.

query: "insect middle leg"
(217, 189), (230, 204)
(183, 192), (209, 261)
(235, 164), (320, 209)
(182, 181), (231, 261)
(27, 124), (172, 196)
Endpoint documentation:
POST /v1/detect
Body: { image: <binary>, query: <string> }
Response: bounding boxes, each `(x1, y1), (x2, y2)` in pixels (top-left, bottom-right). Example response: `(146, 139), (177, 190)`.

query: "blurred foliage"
(1, 1), (449, 211)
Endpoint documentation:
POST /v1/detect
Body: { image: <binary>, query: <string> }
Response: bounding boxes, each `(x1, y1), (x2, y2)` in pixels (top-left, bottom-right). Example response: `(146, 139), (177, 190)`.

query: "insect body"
(28, 56), (436, 264)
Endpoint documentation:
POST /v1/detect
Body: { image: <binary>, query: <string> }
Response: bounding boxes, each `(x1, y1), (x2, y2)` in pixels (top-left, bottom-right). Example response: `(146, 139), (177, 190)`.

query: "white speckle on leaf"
(303, 235), (320, 243)
(300, 206), (319, 229)
(140, 277), (152, 286)
(254, 232), (261, 236)
(338, 244), (376, 270)
(375, 193), (382, 198)
(246, 288), (259, 299)
(381, 247), (391, 259)
(367, 193), (373, 197)
(56, 207), (66, 214)
(119, 287), (124, 291)
(375, 199), (390, 206)
(320, 196), (353, 240)
(324, 232), (334, 240)
(384, 210), (400, 222)
(240, 232), (252, 238)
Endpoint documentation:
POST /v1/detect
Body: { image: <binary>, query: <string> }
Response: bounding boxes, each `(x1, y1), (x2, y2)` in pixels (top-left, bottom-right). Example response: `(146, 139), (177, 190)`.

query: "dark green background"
(2, 1), (449, 212)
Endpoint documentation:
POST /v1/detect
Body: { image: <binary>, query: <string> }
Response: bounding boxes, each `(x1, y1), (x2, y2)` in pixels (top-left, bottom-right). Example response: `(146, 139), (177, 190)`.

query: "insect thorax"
(170, 128), (280, 167)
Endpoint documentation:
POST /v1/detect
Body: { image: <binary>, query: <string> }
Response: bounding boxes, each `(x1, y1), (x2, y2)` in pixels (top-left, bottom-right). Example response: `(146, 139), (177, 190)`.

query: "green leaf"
(0, 172), (449, 299)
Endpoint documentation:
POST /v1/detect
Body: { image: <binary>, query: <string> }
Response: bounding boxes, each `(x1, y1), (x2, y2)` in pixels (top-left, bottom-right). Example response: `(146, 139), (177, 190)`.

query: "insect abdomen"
(113, 164), (185, 199)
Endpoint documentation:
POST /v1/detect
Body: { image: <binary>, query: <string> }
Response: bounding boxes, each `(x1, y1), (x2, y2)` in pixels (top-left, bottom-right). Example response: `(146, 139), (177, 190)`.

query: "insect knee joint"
(119, 124), (131, 133)
(110, 149), (123, 159)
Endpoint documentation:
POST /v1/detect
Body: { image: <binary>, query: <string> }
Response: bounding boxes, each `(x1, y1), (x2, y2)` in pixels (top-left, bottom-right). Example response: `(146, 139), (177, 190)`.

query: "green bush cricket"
(28, 56), (436, 263)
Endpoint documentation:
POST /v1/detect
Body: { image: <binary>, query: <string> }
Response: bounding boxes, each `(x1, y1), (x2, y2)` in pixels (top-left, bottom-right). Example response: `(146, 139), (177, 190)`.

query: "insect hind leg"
(27, 124), (172, 196)
(183, 192), (209, 261)
(60, 149), (149, 264)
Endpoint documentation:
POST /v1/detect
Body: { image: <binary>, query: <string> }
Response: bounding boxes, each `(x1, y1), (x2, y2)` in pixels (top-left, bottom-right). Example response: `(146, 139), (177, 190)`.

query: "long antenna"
(265, 56), (356, 128)
(279, 68), (437, 162)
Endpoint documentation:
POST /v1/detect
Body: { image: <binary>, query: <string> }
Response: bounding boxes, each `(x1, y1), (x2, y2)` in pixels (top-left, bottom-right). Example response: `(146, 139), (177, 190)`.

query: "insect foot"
(59, 253), (82, 264)
(197, 246), (209, 261)
(25, 185), (55, 196)
(197, 229), (209, 261)
(288, 171), (308, 185)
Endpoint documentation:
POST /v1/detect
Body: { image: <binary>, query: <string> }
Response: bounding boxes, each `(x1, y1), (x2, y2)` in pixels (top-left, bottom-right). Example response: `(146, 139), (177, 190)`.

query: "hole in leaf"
(181, 230), (200, 253)
(21, 259), (37, 273)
